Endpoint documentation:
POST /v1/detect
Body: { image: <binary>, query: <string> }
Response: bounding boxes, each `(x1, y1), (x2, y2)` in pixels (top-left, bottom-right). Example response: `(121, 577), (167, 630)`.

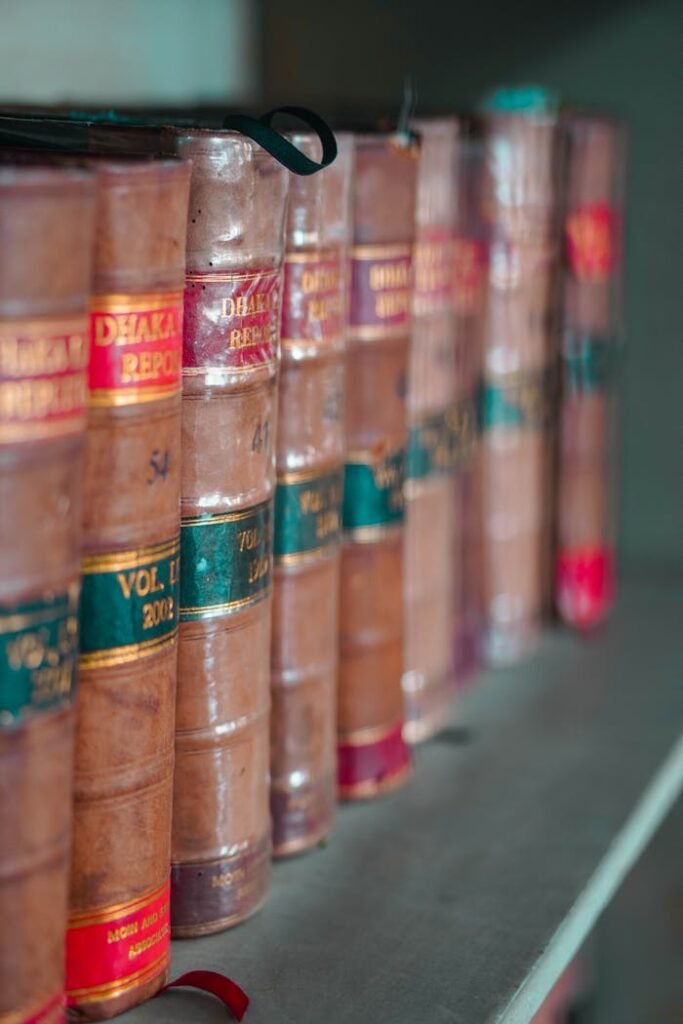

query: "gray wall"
(262, 0), (683, 567)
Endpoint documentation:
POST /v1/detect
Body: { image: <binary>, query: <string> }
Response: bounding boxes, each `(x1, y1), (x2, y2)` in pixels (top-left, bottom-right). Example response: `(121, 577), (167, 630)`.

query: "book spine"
(0, 169), (95, 1024)
(168, 133), (288, 936)
(65, 162), (189, 1018)
(338, 136), (418, 799)
(403, 119), (460, 743)
(452, 124), (487, 686)
(480, 115), (561, 666)
(271, 135), (353, 855)
(556, 116), (623, 629)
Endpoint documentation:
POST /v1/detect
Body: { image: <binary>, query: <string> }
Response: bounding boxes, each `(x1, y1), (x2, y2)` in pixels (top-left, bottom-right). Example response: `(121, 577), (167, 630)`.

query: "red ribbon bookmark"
(157, 970), (250, 1021)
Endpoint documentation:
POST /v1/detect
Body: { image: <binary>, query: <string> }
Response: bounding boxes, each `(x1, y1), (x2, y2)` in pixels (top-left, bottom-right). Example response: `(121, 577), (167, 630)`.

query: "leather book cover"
(60, 157), (190, 1020)
(161, 128), (288, 936)
(452, 118), (487, 686)
(338, 129), (419, 798)
(480, 102), (560, 665)
(556, 114), (623, 629)
(0, 168), (95, 1024)
(403, 116), (459, 743)
(270, 132), (353, 856)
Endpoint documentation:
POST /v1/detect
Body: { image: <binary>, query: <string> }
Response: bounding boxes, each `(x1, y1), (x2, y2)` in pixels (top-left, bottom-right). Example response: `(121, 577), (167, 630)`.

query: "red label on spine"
(183, 268), (281, 372)
(66, 881), (170, 1006)
(89, 293), (183, 406)
(556, 546), (615, 629)
(0, 315), (88, 444)
(281, 249), (344, 348)
(453, 236), (487, 315)
(566, 203), (620, 281)
(414, 228), (455, 314)
(338, 723), (410, 796)
(349, 245), (413, 339)
(3, 991), (65, 1024)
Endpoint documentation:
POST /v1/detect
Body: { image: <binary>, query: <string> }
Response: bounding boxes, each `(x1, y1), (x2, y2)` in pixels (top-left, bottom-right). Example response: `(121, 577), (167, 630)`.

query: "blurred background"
(0, 0), (679, 1019)
(0, 0), (680, 572)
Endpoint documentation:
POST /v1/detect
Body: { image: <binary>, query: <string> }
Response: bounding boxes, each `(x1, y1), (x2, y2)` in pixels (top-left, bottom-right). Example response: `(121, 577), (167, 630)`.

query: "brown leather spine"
(480, 113), (560, 665)
(0, 168), (95, 1024)
(64, 159), (189, 1021)
(271, 134), (353, 855)
(338, 132), (419, 799)
(556, 115), (623, 629)
(452, 120), (487, 685)
(164, 129), (289, 936)
(403, 117), (460, 743)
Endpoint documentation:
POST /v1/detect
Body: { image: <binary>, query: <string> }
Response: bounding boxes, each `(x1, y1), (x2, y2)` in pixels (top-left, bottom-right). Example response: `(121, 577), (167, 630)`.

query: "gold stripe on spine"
(182, 507), (269, 528)
(284, 249), (339, 264)
(181, 362), (278, 378)
(280, 337), (344, 350)
(351, 243), (413, 260)
(79, 629), (177, 670)
(338, 763), (412, 800)
(180, 587), (272, 619)
(348, 323), (410, 342)
(0, 996), (63, 1024)
(66, 951), (169, 1003)
(343, 522), (403, 544)
(277, 464), (342, 485)
(0, 414), (86, 444)
(275, 547), (337, 568)
(81, 539), (180, 575)
(185, 269), (280, 283)
(68, 882), (169, 929)
(338, 721), (404, 747)
(0, 602), (78, 635)
(88, 384), (180, 408)
(90, 291), (183, 314)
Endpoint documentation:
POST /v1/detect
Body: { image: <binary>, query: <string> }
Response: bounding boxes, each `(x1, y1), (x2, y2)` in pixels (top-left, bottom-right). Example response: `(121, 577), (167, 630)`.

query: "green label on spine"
(180, 500), (272, 621)
(563, 338), (614, 393)
(480, 370), (553, 430)
(343, 450), (405, 533)
(0, 587), (79, 723)
(407, 411), (454, 480)
(80, 538), (180, 669)
(448, 397), (478, 467)
(274, 467), (343, 561)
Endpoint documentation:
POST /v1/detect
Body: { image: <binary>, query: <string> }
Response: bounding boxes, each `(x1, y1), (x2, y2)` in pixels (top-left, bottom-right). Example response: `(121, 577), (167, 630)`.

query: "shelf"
(120, 571), (683, 1024)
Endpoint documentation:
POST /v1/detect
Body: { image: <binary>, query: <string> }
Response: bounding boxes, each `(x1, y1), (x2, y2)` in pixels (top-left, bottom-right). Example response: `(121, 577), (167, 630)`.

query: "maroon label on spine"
(565, 203), (620, 282)
(281, 249), (344, 348)
(170, 836), (271, 936)
(183, 267), (281, 372)
(349, 244), (413, 339)
(0, 315), (89, 444)
(338, 723), (411, 797)
(413, 228), (455, 314)
(556, 545), (615, 629)
(453, 236), (487, 315)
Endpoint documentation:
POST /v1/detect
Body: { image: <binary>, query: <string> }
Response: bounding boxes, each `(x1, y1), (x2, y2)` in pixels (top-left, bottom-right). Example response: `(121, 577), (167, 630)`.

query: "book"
(270, 132), (353, 854)
(402, 116), (460, 743)
(452, 117), (487, 685)
(556, 113), (624, 629)
(480, 95), (561, 665)
(60, 157), (190, 1018)
(0, 167), (95, 1024)
(338, 128), (419, 798)
(162, 127), (288, 935)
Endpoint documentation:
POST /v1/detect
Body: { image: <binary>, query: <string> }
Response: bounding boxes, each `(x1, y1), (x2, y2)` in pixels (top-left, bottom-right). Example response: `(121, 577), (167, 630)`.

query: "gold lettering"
(93, 309), (179, 347)
(107, 922), (139, 944)
(369, 261), (411, 291)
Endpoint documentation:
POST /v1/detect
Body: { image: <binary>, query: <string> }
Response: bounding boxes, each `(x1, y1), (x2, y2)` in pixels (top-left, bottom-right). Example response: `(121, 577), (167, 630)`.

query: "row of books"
(0, 91), (624, 1022)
